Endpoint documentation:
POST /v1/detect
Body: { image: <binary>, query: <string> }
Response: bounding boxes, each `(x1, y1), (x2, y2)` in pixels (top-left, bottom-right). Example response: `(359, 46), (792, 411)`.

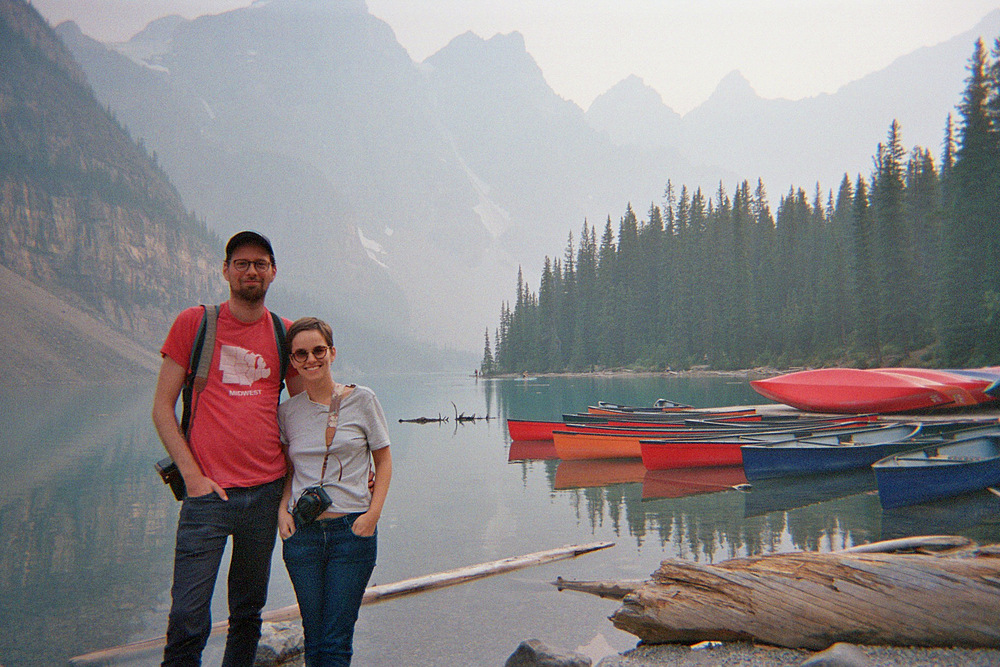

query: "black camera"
(155, 457), (186, 501)
(291, 485), (332, 528)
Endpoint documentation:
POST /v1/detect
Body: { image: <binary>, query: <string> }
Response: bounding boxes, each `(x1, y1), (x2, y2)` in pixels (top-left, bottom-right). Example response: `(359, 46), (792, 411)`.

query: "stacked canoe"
(750, 366), (1000, 414)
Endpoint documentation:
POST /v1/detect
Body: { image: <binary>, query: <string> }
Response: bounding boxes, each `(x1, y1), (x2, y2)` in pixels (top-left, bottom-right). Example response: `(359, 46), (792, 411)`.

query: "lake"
(2, 372), (999, 667)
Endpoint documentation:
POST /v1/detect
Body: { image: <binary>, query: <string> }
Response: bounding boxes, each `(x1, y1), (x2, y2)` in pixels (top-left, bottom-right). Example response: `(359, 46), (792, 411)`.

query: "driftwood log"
(451, 401), (492, 423)
(398, 415), (448, 423)
(557, 536), (1000, 650)
(455, 414), (492, 423)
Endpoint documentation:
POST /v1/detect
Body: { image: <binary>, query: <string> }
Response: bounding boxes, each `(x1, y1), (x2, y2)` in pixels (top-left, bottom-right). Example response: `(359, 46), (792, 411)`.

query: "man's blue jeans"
(162, 478), (283, 667)
(282, 513), (377, 667)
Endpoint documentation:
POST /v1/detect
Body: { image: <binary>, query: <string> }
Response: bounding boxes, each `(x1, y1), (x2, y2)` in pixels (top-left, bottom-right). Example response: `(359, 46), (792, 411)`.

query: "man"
(152, 231), (303, 666)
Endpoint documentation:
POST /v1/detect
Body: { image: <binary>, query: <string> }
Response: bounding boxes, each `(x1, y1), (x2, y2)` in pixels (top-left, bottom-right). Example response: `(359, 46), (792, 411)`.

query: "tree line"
(482, 38), (1000, 375)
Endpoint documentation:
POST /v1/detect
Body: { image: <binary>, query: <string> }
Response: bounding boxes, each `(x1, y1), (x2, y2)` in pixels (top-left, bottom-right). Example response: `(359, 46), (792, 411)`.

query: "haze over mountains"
(29, 1), (1000, 355)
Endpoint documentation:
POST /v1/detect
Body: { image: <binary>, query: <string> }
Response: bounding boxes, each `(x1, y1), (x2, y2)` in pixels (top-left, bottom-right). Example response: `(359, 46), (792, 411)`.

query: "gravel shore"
(596, 642), (1000, 667)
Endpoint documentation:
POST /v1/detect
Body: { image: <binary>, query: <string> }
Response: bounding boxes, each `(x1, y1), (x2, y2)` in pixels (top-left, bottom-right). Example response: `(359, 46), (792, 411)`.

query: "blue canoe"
(739, 422), (923, 480)
(873, 434), (1000, 509)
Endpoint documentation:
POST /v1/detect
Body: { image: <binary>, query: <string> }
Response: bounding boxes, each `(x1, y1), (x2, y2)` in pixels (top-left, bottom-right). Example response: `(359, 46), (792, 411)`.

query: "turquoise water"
(1, 373), (998, 666)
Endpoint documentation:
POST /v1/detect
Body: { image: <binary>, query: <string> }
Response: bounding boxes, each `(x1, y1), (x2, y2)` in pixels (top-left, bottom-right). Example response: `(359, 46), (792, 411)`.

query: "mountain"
(62, 6), (712, 350)
(0, 0), (224, 381)
(59, 0), (500, 347)
(54, 7), (411, 338)
(586, 74), (682, 148)
(424, 31), (699, 253)
(590, 10), (1000, 195)
(48, 0), (1000, 353)
(0, 265), (161, 382)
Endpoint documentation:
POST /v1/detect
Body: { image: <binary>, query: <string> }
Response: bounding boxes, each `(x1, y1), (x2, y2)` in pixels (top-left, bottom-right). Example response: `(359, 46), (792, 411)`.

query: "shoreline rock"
(592, 641), (1000, 667)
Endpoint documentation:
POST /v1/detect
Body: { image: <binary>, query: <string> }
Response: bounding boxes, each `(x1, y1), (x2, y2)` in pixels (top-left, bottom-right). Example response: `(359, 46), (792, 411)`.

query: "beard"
(232, 282), (267, 304)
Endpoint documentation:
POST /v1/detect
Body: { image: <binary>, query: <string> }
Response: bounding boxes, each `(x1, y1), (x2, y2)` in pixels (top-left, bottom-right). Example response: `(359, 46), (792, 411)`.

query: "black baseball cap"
(225, 231), (275, 263)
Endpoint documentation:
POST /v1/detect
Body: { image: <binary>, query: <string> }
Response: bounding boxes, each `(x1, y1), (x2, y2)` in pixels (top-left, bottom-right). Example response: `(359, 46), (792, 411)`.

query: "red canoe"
(749, 368), (992, 414)
(639, 436), (750, 469)
(507, 409), (759, 441)
(553, 430), (659, 460)
(509, 418), (718, 443)
(551, 425), (766, 459)
(507, 419), (563, 441)
(557, 419), (873, 462)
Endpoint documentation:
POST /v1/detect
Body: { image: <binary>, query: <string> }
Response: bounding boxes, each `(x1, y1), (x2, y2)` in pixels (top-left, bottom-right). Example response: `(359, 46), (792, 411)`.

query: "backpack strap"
(270, 311), (289, 393)
(180, 304), (218, 437)
(192, 305), (218, 392)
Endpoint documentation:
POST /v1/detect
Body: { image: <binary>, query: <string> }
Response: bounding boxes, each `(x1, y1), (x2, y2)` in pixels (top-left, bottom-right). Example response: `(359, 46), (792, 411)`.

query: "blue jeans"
(282, 513), (377, 667)
(162, 478), (283, 667)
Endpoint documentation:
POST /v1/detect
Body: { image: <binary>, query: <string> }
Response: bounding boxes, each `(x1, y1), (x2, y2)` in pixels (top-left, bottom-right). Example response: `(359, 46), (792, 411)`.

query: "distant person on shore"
(152, 231), (302, 666)
(277, 316), (392, 667)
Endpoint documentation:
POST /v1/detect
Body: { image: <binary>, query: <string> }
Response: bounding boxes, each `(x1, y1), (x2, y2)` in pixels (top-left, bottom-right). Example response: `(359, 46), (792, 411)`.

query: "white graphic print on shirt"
(219, 345), (272, 386)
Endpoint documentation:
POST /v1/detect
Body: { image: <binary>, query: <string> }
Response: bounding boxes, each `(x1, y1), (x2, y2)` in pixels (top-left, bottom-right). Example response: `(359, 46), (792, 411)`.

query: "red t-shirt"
(161, 302), (295, 488)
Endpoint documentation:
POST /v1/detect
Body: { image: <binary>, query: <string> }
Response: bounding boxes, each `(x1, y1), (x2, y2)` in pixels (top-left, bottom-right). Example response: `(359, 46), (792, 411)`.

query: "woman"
(277, 317), (392, 667)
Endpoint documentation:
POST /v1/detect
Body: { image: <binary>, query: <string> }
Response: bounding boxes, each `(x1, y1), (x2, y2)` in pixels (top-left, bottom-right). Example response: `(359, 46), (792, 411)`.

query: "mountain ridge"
(0, 0), (226, 380)
(44, 0), (1000, 352)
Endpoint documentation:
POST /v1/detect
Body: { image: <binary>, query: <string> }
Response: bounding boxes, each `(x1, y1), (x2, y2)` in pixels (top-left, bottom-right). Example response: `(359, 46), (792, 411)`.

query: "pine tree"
(904, 147), (941, 347)
(596, 217), (619, 366)
(942, 38), (995, 363)
(616, 204), (642, 363)
(559, 232), (577, 367)
(494, 326), (502, 372)
(570, 221), (598, 370)
(870, 120), (914, 349)
(852, 175), (881, 364)
(830, 174), (857, 349)
(942, 113), (956, 178)
(480, 329), (494, 375)
(639, 202), (665, 364)
(537, 256), (562, 370)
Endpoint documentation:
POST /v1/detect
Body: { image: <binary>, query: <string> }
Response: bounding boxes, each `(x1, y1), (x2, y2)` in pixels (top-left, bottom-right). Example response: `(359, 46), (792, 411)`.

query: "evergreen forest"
(482, 38), (1000, 375)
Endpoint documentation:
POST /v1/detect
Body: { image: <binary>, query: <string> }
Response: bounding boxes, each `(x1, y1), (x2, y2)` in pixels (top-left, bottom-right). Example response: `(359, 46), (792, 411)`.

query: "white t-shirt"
(278, 385), (391, 514)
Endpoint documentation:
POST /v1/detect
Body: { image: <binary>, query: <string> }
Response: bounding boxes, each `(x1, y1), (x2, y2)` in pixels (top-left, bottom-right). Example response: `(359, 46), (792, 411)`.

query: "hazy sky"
(31, 0), (1000, 114)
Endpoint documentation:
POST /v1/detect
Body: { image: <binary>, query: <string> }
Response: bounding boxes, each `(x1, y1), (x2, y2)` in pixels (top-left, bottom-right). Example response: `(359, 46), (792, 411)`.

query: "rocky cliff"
(0, 0), (222, 360)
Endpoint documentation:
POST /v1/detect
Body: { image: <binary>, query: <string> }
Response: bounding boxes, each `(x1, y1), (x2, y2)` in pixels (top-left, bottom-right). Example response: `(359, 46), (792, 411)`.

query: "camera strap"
(319, 392), (345, 483)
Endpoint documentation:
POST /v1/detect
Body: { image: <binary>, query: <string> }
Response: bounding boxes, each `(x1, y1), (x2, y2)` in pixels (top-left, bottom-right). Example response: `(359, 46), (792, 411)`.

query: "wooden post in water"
(69, 541), (614, 666)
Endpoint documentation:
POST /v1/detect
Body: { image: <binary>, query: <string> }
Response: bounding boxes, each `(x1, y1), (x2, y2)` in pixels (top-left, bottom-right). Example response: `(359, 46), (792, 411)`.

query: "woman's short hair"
(287, 317), (334, 348)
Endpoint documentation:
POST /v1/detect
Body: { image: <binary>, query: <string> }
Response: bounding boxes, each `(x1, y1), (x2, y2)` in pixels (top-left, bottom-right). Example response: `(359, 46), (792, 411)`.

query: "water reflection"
(554, 459), (646, 489)
(642, 466), (747, 499)
(507, 440), (557, 461)
(880, 490), (1000, 540)
(0, 384), (177, 667)
(5, 374), (999, 667)
(544, 464), (880, 561)
(742, 469), (879, 517)
(491, 375), (1000, 562)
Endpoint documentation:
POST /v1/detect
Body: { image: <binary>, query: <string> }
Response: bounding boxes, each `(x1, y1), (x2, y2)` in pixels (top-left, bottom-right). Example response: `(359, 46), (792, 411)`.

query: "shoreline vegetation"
(483, 366), (786, 380)
(480, 38), (1000, 380)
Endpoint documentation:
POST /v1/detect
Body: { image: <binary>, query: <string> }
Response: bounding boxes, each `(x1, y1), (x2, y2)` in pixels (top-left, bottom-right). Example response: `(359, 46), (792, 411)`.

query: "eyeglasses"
(291, 346), (331, 364)
(230, 259), (272, 272)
